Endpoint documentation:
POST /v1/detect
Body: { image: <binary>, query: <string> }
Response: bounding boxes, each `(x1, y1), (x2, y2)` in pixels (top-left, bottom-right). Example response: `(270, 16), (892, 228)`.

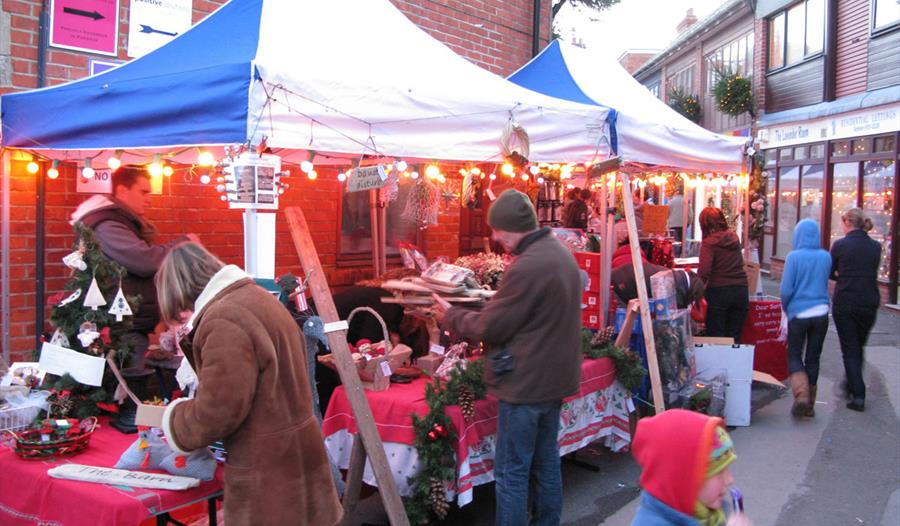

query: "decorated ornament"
(458, 385), (475, 424)
(462, 171), (477, 208)
(428, 477), (450, 519)
(58, 288), (83, 307)
(83, 275), (107, 311)
(76, 321), (101, 348)
(49, 328), (70, 348)
(108, 284), (133, 322)
(62, 250), (87, 271)
(402, 178), (440, 226)
(591, 326), (616, 347)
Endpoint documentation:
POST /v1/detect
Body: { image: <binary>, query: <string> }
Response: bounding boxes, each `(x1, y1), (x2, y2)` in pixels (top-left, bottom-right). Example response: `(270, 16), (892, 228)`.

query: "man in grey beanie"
(432, 189), (583, 526)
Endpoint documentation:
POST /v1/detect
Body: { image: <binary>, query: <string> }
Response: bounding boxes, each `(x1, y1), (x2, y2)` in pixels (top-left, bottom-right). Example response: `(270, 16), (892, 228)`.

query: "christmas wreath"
(668, 86), (702, 124)
(405, 358), (486, 524)
(581, 329), (647, 393)
(712, 68), (754, 117)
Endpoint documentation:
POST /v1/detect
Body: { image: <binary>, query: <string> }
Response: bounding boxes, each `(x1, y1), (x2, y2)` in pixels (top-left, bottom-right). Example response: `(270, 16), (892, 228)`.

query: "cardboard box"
(135, 403), (166, 428)
(582, 292), (601, 309)
(581, 310), (601, 329)
(575, 252), (601, 271)
(694, 343), (755, 426)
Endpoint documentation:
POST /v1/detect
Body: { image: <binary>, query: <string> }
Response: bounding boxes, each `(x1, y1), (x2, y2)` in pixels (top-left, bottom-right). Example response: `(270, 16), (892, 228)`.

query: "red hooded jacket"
(632, 409), (726, 517)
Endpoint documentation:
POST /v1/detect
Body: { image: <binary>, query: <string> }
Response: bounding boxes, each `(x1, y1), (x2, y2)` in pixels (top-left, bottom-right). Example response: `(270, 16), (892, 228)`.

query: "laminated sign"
(346, 165), (389, 193)
(127, 0), (193, 58)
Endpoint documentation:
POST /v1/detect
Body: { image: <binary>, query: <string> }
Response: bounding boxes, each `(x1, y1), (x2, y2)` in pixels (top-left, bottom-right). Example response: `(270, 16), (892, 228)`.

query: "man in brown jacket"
(433, 189), (582, 526)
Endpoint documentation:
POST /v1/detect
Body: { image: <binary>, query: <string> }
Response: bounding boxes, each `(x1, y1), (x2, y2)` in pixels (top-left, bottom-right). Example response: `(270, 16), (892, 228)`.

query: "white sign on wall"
(759, 103), (900, 149)
(346, 165), (388, 193)
(76, 168), (113, 194)
(127, 0), (193, 58)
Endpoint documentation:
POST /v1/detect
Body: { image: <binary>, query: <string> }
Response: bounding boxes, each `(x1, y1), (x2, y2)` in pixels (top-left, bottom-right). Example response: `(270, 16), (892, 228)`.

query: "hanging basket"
(5, 417), (98, 460)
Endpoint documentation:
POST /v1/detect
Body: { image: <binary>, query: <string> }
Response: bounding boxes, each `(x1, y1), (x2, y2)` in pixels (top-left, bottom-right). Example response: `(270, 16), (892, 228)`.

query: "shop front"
(757, 102), (900, 304)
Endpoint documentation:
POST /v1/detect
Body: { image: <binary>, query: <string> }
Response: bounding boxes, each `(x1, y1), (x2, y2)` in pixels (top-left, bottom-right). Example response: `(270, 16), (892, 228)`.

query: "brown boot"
(790, 371), (810, 418)
(804, 385), (817, 417)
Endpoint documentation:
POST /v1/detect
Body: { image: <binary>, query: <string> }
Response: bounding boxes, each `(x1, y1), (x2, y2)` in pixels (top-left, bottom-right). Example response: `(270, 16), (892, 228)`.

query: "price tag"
(380, 361), (392, 377)
(55, 419), (71, 428)
(41, 434), (51, 442)
(429, 343), (446, 356)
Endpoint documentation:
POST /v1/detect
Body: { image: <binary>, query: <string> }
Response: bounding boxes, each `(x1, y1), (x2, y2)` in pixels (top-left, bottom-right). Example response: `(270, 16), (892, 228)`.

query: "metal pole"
(2, 151), (11, 365)
(598, 171), (609, 326)
(35, 162), (45, 349)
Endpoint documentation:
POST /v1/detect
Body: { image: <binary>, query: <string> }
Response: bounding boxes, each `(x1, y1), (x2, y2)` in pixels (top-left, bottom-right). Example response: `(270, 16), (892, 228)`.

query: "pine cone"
(591, 326), (616, 346)
(459, 385), (475, 424)
(429, 477), (450, 519)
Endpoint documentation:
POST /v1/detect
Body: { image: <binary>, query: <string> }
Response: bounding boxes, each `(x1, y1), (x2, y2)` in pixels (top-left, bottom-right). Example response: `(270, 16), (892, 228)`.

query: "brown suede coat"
(167, 278), (342, 526)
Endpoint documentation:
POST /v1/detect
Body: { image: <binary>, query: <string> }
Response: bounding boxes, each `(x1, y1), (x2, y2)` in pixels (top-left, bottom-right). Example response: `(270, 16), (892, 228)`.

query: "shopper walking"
(157, 243), (342, 525)
(830, 208), (882, 412)
(432, 189), (582, 526)
(698, 207), (749, 342)
(780, 219), (831, 418)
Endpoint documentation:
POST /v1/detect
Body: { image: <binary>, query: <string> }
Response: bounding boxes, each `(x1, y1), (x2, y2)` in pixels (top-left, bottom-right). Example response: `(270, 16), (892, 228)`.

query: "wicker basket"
(5, 417), (98, 460)
(318, 307), (415, 381)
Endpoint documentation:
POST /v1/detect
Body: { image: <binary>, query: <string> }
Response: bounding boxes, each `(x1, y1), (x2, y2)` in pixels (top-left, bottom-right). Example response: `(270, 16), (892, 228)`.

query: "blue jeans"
(495, 400), (562, 526)
(787, 314), (829, 385)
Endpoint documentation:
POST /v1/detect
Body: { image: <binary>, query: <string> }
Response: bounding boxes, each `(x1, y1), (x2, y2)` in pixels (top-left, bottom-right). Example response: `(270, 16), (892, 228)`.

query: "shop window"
(809, 144), (825, 159)
(874, 135), (896, 153)
(831, 141), (850, 157)
(873, 0), (900, 31)
(794, 146), (808, 161)
(667, 66), (694, 95)
(339, 179), (418, 259)
(768, 0), (826, 70)
(800, 165), (824, 224)
(853, 139), (870, 155)
(780, 148), (794, 162)
(777, 166), (800, 258)
(830, 163), (859, 247)
(863, 160), (895, 281)
(764, 170), (776, 263)
(765, 149), (778, 166)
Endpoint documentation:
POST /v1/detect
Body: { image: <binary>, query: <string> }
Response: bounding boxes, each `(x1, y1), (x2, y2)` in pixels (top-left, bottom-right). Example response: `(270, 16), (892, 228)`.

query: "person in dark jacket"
(698, 207), (748, 342)
(562, 188), (589, 229)
(830, 208), (882, 412)
(432, 189), (582, 526)
(69, 166), (196, 432)
(611, 263), (705, 311)
(781, 219), (831, 418)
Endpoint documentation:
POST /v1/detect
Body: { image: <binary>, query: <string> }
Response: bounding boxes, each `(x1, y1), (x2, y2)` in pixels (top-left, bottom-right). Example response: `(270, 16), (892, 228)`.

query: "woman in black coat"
(830, 208), (882, 412)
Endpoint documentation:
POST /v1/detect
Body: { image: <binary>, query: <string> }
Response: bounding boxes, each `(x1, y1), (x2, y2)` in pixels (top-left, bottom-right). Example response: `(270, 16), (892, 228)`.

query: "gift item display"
(675, 369), (727, 418)
(651, 309), (695, 407)
(6, 417), (98, 460)
(381, 261), (497, 306)
(453, 253), (512, 290)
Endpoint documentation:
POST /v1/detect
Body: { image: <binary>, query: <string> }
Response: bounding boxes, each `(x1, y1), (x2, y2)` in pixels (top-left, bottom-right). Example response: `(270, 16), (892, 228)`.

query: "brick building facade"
(0, 0), (554, 361)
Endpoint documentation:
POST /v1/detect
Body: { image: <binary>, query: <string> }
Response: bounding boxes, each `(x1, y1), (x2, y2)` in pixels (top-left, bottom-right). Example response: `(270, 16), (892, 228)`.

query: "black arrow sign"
(63, 7), (104, 21)
(139, 24), (178, 37)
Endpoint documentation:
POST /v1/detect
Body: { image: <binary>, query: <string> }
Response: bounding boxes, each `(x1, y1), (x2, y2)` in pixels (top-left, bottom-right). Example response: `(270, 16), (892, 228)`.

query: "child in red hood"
(631, 409), (753, 526)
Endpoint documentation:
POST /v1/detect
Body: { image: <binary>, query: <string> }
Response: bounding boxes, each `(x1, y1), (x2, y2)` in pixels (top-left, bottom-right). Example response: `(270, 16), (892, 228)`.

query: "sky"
(554, 0), (730, 60)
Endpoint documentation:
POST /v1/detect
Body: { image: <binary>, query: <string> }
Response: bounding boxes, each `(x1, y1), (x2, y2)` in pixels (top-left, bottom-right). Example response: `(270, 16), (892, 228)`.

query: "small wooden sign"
(347, 165), (388, 193)
(642, 204), (669, 235)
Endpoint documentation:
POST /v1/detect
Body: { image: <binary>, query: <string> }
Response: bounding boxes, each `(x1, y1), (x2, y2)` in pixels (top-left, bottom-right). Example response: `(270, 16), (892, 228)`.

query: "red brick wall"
(618, 52), (656, 75)
(1, 0), (548, 360)
(752, 17), (768, 116)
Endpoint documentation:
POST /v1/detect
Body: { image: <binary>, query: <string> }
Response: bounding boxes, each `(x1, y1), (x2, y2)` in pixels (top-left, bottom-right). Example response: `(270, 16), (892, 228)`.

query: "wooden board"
(621, 174), (666, 415)
(642, 204), (669, 235)
(285, 207), (410, 526)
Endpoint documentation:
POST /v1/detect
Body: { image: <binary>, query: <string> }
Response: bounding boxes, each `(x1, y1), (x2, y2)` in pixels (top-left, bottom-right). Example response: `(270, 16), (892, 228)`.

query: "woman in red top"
(698, 207), (749, 342)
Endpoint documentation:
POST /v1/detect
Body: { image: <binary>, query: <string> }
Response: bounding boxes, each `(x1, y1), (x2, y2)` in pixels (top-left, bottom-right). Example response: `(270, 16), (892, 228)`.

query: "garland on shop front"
(406, 358), (487, 524)
(581, 330), (648, 393)
(748, 152), (768, 243)
(712, 67), (754, 117)
(668, 86), (702, 124)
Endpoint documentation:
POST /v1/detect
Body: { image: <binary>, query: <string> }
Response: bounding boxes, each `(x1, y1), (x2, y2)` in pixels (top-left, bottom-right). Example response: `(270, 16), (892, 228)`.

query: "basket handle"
(347, 307), (392, 355)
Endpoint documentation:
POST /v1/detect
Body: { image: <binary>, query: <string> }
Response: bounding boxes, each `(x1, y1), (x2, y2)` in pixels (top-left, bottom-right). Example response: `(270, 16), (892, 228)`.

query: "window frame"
(705, 31), (754, 94)
(872, 0), (900, 35)
(766, 0), (827, 73)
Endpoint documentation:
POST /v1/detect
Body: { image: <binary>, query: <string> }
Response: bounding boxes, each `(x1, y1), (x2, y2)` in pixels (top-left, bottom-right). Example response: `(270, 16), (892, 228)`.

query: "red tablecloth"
(741, 298), (789, 380)
(0, 418), (223, 526)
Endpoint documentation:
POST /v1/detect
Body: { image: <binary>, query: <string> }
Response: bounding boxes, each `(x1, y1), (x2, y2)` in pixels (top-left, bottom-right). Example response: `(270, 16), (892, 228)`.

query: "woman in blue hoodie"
(780, 219), (831, 418)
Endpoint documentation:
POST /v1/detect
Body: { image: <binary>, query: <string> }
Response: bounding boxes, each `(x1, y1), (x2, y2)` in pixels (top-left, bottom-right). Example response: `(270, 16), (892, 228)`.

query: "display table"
(0, 418), (223, 526)
(740, 297), (789, 380)
(322, 357), (633, 506)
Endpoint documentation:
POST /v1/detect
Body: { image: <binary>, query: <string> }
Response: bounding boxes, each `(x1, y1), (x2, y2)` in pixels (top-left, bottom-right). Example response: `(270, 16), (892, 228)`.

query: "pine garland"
(712, 67), (754, 117)
(582, 329), (647, 392)
(747, 152), (768, 243)
(667, 86), (702, 124)
(406, 358), (486, 524)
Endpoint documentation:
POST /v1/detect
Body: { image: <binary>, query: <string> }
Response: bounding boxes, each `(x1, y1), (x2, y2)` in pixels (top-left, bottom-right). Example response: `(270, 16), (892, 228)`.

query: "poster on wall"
(76, 168), (113, 194)
(49, 0), (120, 56)
(127, 0), (193, 58)
(224, 153), (281, 210)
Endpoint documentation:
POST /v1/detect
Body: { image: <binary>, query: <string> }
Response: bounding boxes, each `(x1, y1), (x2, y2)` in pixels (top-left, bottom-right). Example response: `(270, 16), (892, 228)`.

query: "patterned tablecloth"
(323, 357), (633, 506)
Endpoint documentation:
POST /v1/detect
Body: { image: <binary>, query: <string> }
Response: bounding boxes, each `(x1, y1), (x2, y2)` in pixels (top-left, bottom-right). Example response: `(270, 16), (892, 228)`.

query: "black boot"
(110, 369), (153, 434)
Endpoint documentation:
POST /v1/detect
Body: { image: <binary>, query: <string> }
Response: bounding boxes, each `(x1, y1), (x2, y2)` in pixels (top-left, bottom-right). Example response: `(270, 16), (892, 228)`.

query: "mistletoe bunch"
(712, 67), (754, 117)
(668, 86), (702, 124)
(406, 358), (486, 524)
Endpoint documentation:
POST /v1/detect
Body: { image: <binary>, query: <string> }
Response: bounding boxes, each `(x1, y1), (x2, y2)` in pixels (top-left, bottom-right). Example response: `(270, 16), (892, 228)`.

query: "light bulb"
(216, 184), (226, 192)
(337, 172), (347, 182)
(529, 165), (540, 175)
(26, 161), (39, 174)
(278, 188), (285, 195)
(82, 158), (94, 179)
(47, 160), (60, 180)
(411, 171), (420, 180)
(200, 174), (211, 185)
(163, 165), (174, 177)
(521, 174), (529, 181)
(300, 160), (313, 174)
(220, 195), (228, 202)
(307, 170), (318, 180)
(425, 165), (440, 179)
(437, 174), (446, 184)
(489, 173), (497, 180)
(198, 151), (215, 166)
(107, 157), (121, 170)
(537, 176), (545, 184)
(471, 167), (481, 176)
(148, 163), (163, 178)
(395, 160), (408, 172)
(501, 163), (514, 176)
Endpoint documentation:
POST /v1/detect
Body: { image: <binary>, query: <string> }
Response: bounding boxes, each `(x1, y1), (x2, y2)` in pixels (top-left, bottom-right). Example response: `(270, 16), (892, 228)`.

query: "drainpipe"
(532, 0), (541, 57)
(34, 0), (50, 349)
(823, 0), (837, 102)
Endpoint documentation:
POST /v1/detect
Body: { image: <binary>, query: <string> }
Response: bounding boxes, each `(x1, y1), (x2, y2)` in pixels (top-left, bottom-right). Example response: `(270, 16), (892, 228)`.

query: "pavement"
(347, 275), (900, 525)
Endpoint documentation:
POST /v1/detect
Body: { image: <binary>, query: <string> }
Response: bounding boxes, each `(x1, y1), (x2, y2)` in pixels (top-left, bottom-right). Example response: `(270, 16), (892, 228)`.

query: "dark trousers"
(787, 314), (829, 385)
(705, 285), (749, 343)
(833, 305), (878, 403)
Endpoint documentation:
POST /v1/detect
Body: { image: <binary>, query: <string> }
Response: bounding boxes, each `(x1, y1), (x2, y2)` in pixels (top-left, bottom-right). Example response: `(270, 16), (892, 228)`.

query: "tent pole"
(35, 159), (46, 350)
(598, 171), (609, 326)
(369, 189), (381, 277)
(681, 174), (690, 256)
(2, 150), (11, 365)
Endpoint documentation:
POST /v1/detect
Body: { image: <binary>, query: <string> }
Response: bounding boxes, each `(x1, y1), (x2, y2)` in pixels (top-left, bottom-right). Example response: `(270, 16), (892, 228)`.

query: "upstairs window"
(705, 31), (754, 92)
(873, 0), (900, 31)
(768, 0), (825, 70)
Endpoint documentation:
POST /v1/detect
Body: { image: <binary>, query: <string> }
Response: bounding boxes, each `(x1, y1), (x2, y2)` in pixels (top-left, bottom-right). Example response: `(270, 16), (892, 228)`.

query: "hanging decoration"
(748, 152), (768, 244)
(57, 288), (83, 307)
(461, 171), (477, 208)
(83, 274), (107, 311)
(500, 119), (530, 169)
(108, 283), (133, 322)
(712, 67), (754, 117)
(667, 86), (702, 124)
(62, 249), (87, 272)
(76, 321), (101, 349)
(406, 358), (487, 524)
(49, 328), (70, 348)
(402, 177), (440, 227)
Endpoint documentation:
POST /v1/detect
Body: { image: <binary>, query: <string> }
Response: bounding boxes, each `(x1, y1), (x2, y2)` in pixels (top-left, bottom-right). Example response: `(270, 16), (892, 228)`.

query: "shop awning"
(508, 40), (748, 173)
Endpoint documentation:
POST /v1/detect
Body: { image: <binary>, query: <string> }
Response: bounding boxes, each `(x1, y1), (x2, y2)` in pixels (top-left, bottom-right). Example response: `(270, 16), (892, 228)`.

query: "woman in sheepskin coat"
(157, 242), (342, 526)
